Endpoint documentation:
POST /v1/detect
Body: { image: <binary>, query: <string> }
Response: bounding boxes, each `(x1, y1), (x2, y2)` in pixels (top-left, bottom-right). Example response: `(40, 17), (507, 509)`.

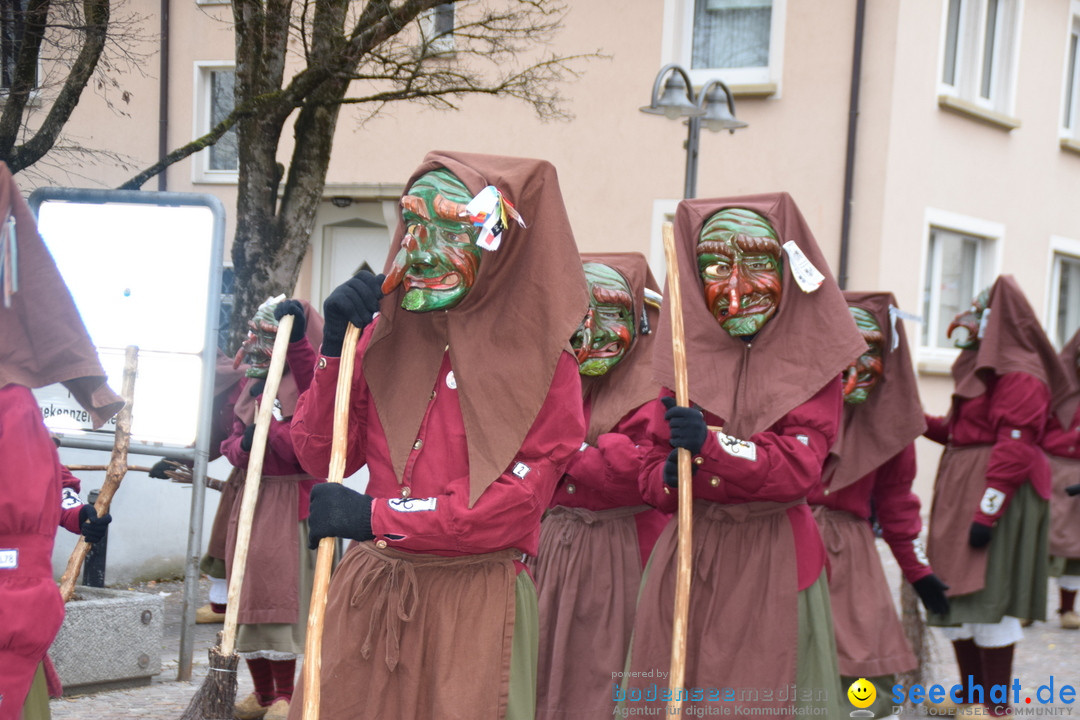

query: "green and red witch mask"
(843, 306), (884, 404)
(572, 262), (636, 376)
(382, 169), (482, 312)
(235, 296), (283, 378)
(947, 287), (991, 350)
(697, 208), (783, 337)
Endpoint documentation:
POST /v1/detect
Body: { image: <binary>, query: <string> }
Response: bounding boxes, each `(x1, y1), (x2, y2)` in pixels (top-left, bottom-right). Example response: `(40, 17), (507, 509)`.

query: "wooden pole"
(59, 345), (138, 602)
(219, 313), (294, 656)
(303, 322), (360, 720)
(662, 221), (693, 715)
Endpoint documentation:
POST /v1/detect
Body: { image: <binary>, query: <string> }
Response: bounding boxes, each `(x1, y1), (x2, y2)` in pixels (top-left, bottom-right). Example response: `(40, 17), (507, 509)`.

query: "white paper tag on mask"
(466, 186), (504, 251)
(977, 308), (992, 340)
(715, 430), (758, 462)
(781, 241), (825, 293)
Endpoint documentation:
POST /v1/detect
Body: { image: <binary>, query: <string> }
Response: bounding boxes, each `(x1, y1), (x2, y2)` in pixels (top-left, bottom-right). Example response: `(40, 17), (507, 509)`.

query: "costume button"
(710, 477), (720, 487)
(693, 456), (704, 466)
(824, 489), (830, 496)
(430, 390), (437, 400)
(566, 484), (576, 494)
(317, 357), (327, 369)
(375, 540), (388, 549)
(664, 486), (671, 495)
(401, 486), (412, 498)
(413, 439), (423, 450)
(444, 344), (450, 351)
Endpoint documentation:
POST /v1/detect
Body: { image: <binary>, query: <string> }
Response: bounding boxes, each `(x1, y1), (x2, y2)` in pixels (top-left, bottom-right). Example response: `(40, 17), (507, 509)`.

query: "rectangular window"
(1053, 253), (1080, 347)
(665, 0), (785, 89)
(421, 3), (455, 53)
(194, 63), (239, 182)
(928, 222), (993, 351)
(1063, 7), (1080, 138)
(939, 0), (1019, 113)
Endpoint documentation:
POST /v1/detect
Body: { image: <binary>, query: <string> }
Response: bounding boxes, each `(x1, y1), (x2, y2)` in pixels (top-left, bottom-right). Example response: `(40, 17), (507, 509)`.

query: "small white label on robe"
(796, 434), (809, 446)
(782, 241), (825, 293)
(1009, 428), (1022, 440)
(388, 497), (437, 513)
(512, 462), (531, 478)
(978, 308), (992, 339)
(0, 549), (17, 570)
(715, 431), (758, 462)
(60, 487), (82, 510)
(980, 487), (1006, 516)
(272, 398), (283, 422)
(445, 371), (457, 390)
(579, 442), (589, 451)
(913, 537), (930, 566)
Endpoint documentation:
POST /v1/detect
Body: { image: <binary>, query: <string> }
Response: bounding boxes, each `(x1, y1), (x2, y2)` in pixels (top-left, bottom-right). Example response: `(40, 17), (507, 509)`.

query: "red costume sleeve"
(870, 444), (934, 583)
(973, 372), (1051, 525)
(57, 466), (84, 535)
(639, 378), (842, 509)
(552, 403), (653, 509)
(923, 413), (950, 445)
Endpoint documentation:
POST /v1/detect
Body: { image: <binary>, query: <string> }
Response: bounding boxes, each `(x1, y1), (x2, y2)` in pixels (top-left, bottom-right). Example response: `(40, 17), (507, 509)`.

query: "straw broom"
(58, 345), (138, 602)
(302, 322), (360, 720)
(662, 221), (694, 716)
(180, 314), (294, 720)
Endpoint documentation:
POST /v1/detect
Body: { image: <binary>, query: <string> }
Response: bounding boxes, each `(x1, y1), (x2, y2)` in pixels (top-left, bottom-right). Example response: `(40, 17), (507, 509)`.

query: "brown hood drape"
(653, 192), (866, 439)
(580, 252), (662, 444)
(365, 151), (589, 507)
(951, 275), (1078, 426)
(234, 299), (323, 424)
(0, 162), (122, 428)
(824, 292), (926, 492)
(1058, 329), (1080, 419)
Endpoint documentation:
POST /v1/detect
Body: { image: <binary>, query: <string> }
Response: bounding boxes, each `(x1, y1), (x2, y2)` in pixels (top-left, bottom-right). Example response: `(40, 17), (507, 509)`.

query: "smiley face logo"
(847, 677), (876, 709)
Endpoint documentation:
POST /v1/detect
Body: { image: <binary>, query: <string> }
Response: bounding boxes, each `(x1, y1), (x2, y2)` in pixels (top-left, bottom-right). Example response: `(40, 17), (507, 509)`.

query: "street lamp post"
(640, 64), (748, 199)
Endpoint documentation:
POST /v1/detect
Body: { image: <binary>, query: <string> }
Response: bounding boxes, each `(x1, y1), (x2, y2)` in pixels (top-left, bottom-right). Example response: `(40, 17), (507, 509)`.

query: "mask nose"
(723, 264), (754, 317)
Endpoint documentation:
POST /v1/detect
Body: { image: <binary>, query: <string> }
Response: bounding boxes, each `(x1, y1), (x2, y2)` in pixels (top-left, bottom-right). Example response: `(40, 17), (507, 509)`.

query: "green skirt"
(929, 484), (1048, 626)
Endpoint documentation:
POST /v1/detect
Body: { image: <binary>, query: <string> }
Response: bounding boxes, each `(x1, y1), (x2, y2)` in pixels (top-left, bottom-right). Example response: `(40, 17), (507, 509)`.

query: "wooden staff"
(303, 322), (360, 720)
(59, 345), (138, 602)
(662, 221), (693, 715)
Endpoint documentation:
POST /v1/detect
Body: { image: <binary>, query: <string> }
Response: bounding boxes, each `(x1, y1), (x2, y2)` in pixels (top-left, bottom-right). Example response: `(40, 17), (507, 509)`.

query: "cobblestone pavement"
(48, 545), (1080, 719)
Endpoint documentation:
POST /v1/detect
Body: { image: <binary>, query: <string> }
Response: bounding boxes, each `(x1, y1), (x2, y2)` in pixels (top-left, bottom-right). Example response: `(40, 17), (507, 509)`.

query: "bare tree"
(0, 0), (148, 185)
(121, 0), (597, 351)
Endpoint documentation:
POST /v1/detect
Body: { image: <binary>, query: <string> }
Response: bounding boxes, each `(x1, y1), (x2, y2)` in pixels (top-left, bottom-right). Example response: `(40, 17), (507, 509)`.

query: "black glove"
(148, 457), (186, 479)
(664, 448), (687, 488)
(322, 272), (385, 357)
(273, 299), (307, 343)
(661, 396), (707, 454)
(79, 504), (112, 544)
(912, 573), (950, 616)
(968, 521), (993, 548)
(240, 423), (257, 452)
(307, 483), (373, 549)
(1067, 482), (1080, 497)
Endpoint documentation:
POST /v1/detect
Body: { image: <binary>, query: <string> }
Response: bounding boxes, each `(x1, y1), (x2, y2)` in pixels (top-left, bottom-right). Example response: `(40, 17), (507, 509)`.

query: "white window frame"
(420, 3), (456, 54)
(192, 61), (239, 184)
(660, 0), (786, 91)
(917, 208), (1003, 373)
(649, 199), (679, 287)
(1046, 236), (1080, 348)
(1061, 3), (1080, 142)
(938, 0), (1023, 115)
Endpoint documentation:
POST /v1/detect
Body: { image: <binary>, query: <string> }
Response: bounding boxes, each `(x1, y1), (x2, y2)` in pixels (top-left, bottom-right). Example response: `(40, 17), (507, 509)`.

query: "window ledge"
(917, 347), (960, 375)
(1061, 137), (1080, 156)
(938, 95), (1020, 131)
(730, 82), (778, 98)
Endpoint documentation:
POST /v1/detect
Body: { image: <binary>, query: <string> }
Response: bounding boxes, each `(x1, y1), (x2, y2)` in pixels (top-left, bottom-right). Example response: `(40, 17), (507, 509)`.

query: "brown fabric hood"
(653, 192), (866, 438)
(0, 162), (123, 428)
(1058, 328), (1080, 421)
(579, 252), (662, 444)
(824, 292), (927, 492)
(365, 151), (589, 507)
(951, 274), (1078, 426)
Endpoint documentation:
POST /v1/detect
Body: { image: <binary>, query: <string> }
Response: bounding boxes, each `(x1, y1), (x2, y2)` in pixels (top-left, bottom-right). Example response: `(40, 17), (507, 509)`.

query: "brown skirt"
(813, 507), (917, 677)
(303, 542), (520, 720)
(624, 500), (801, 715)
(928, 445), (995, 597)
(529, 505), (647, 720)
(1049, 455), (1080, 559)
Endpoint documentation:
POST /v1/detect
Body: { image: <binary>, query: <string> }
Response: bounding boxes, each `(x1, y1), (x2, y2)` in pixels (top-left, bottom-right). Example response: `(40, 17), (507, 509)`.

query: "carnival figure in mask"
(923, 275), (1072, 717)
(0, 162), (124, 720)
(219, 296), (324, 720)
(529, 253), (669, 720)
(625, 194), (865, 717)
(289, 151), (588, 720)
(1042, 327), (1080, 630)
(808, 291), (949, 718)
